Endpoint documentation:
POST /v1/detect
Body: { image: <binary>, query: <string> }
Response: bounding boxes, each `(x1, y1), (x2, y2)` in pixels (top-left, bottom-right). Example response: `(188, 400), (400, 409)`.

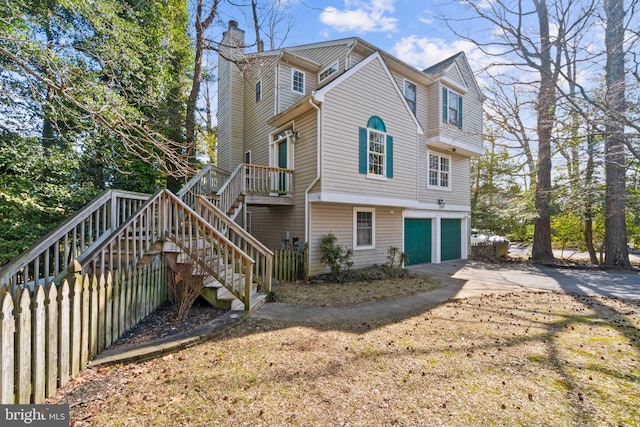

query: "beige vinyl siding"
(391, 71), (427, 129)
(244, 109), (318, 251)
(242, 57), (278, 165)
(217, 57), (233, 171)
(291, 44), (349, 87)
(320, 56), (419, 201)
(426, 84), (441, 141)
(308, 203), (403, 276)
(277, 63), (317, 114)
(290, 44), (347, 66)
(418, 150), (470, 206)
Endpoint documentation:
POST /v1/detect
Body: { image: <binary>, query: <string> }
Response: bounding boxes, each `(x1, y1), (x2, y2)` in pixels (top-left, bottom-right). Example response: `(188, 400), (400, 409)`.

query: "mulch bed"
(109, 298), (228, 349)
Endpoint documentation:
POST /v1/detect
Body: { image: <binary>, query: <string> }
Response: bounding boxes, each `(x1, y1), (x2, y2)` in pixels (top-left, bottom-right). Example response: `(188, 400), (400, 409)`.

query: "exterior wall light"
(285, 129), (299, 144)
(438, 199), (446, 208)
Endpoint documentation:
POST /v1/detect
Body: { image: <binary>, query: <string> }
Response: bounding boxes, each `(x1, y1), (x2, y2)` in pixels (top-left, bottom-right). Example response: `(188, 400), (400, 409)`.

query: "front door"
(278, 139), (287, 193)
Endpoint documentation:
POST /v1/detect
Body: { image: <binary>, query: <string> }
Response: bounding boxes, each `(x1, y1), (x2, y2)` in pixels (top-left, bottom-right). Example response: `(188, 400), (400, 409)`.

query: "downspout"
(274, 60), (280, 116)
(305, 97), (321, 262)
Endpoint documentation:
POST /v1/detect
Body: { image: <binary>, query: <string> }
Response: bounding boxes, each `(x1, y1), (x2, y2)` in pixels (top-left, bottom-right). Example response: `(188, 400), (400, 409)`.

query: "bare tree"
(445, 0), (599, 262)
(603, 0), (631, 267)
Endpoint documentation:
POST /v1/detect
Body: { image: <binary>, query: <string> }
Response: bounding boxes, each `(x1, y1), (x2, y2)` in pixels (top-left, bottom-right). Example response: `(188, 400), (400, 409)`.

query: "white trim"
(353, 207), (375, 250)
(403, 78), (417, 114)
(312, 52), (424, 135)
(292, 68), (305, 94)
(366, 127), (387, 178)
(426, 136), (483, 156)
(308, 191), (470, 212)
(269, 122), (296, 169)
(427, 151), (452, 191)
(442, 87), (461, 128)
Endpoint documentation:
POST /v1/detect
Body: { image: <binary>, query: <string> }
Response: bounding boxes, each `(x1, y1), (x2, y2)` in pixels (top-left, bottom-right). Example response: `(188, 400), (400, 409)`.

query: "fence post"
(0, 291), (15, 403)
(44, 283), (58, 398)
(67, 260), (82, 377)
(32, 286), (45, 403)
(16, 287), (31, 403)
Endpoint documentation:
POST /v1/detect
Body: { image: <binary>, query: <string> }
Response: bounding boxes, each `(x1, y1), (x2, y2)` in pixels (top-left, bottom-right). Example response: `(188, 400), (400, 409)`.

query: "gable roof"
(422, 52), (464, 75)
(313, 51), (424, 135)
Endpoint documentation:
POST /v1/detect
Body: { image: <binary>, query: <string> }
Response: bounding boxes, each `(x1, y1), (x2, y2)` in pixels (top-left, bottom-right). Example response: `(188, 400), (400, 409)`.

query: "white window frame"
(367, 128), (387, 180)
(353, 207), (375, 250)
(427, 151), (451, 190)
(319, 61), (339, 83)
(255, 80), (262, 102)
(292, 68), (305, 94)
(444, 88), (461, 127)
(404, 79), (417, 114)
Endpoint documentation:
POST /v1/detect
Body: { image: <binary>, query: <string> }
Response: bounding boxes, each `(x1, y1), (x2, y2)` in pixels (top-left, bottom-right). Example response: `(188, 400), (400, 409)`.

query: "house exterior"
(217, 20), (484, 276)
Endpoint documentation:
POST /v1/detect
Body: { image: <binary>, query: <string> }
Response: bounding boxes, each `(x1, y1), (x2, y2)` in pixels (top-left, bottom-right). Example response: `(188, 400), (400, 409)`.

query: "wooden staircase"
(0, 162), (292, 312)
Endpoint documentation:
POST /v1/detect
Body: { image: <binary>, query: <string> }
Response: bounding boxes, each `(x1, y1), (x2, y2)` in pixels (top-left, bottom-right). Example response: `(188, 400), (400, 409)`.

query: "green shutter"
(386, 135), (393, 178)
(458, 96), (463, 128)
(442, 87), (448, 123)
(359, 127), (367, 174)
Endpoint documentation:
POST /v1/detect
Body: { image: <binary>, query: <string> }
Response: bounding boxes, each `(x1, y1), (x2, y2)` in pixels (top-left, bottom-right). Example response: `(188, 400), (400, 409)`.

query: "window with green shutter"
(359, 116), (393, 179)
(442, 87), (463, 129)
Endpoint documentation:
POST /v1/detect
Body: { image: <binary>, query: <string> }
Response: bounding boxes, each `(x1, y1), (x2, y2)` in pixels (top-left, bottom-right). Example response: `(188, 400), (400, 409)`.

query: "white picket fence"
(0, 258), (167, 404)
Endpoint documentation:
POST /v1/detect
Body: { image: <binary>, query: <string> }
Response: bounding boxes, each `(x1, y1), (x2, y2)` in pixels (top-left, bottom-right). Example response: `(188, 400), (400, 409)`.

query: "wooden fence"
(0, 258), (167, 404)
(273, 245), (308, 282)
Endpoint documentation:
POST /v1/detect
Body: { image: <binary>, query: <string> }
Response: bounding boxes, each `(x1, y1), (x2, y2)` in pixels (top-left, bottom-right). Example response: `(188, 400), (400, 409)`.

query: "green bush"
(319, 233), (353, 281)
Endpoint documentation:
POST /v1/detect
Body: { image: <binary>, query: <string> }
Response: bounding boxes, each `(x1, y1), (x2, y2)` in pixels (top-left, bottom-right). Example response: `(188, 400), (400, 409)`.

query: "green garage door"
(404, 218), (431, 265)
(441, 219), (462, 261)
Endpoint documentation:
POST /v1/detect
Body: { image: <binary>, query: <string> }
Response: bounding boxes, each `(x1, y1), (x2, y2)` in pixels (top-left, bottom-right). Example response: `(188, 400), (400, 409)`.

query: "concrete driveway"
(407, 260), (640, 301)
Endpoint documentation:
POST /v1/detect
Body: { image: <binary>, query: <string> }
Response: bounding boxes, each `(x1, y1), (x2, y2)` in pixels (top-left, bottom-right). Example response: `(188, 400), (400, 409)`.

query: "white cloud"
(319, 0), (398, 33)
(393, 35), (477, 69)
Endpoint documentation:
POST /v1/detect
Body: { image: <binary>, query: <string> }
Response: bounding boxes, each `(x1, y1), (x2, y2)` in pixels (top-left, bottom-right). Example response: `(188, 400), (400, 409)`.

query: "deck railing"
(245, 163), (294, 196)
(0, 190), (149, 294)
(176, 164), (230, 208)
(195, 196), (272, 292)
(215, 163), (245, 216)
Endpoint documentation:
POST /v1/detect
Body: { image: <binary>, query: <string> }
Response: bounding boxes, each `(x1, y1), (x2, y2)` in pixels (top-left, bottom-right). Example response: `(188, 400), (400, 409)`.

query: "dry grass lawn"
(54, 275), (640, 426)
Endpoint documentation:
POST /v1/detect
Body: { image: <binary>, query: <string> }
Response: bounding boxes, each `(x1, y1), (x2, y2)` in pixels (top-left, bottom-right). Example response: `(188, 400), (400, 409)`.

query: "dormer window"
(319, 61), (338, 82)
(292, 68), (305, 94)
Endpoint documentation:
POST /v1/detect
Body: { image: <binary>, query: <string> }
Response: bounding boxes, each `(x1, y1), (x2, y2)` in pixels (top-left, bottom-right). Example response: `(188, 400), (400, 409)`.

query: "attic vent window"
(319, 62), (338, 82)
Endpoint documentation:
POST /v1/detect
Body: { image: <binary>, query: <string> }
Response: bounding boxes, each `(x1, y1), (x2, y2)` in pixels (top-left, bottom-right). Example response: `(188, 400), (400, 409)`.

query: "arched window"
(358, 116), (393, 178)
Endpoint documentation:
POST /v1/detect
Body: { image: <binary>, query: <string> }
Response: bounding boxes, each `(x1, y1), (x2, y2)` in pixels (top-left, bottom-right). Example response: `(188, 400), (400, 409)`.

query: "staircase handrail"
(162, 191), (256, 309)
(177, 164), (231, 208)
(0, 189), (150, 292)
(79, 190), (166, 277)
(215, 163), (245, 215)
(196, 195), (272, 292)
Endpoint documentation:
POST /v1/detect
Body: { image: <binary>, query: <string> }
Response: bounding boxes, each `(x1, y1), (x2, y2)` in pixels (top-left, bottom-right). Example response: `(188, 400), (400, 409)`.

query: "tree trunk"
(584, 131), (598, 265)
(603, 0), (630, 268)
(531, 0), (555, 262)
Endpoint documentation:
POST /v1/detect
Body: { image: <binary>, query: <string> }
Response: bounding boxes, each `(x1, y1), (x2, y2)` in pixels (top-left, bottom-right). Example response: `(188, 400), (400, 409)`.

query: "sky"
(218, 0), (486, 74)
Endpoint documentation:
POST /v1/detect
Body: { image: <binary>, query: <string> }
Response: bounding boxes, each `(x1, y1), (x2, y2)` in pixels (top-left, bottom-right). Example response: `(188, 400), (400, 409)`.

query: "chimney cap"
(229, 20), (238, 29)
